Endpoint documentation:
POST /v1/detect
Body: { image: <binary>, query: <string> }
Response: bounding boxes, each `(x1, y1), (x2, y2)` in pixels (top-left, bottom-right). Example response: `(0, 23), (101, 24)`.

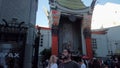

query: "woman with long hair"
(47, 55), (58, 68)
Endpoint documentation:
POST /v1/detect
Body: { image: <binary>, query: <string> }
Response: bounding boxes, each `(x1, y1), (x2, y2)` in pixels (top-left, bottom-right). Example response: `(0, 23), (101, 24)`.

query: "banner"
(0, 43), (25, 68)
(52, 10), (61, 26)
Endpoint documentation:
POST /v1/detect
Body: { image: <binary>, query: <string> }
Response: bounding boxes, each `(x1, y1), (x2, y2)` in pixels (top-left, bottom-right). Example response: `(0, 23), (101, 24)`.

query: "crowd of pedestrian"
(43, 49), (120, 68)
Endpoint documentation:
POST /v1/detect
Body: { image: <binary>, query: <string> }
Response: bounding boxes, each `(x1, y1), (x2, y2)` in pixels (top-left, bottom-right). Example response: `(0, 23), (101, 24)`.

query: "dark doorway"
(58, 15), (82, 55)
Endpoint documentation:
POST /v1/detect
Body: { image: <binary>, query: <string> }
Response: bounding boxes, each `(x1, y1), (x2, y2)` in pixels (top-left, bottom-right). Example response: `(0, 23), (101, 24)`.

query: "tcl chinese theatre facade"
(49, 0), (96, 58)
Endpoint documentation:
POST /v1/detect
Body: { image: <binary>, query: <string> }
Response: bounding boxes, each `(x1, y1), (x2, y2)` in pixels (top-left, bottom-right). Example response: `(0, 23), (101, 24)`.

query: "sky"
(36, 0), (50, 27)
(36, 0), (120, 29)
(92, 3), (120, 29)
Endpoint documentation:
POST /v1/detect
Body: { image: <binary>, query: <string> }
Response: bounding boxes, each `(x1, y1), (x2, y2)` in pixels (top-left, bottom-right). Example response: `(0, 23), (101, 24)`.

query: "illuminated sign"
(0, 53), (19, 58)
(0, 43), (24, 68)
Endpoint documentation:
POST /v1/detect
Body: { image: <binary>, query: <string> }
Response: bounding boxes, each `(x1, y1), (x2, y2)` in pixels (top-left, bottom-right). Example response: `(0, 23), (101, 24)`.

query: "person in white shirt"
(47, 55), (58, 68)
(81, 63), (86, 68)
(78, 59), (86, 68)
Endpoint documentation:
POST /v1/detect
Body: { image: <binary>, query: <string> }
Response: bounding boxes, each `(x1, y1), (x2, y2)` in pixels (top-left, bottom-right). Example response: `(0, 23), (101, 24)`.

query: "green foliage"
(40, 48), (51, 61)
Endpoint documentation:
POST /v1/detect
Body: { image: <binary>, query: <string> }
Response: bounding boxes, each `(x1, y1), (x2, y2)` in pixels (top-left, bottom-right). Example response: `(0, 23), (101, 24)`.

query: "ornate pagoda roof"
(56, 0), (86, 10)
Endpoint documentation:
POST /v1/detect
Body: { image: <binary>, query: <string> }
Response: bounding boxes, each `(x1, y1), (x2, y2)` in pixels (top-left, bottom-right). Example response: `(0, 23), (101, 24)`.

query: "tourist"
(78, 58), (86, 68)
(47, 55), (58, 68)
(59, 49), (79, 68)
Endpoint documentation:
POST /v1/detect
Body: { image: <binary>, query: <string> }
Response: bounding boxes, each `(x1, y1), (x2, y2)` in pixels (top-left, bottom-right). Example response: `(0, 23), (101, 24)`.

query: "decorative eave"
(91, 0), (97, 9)
(55, 2), (91, 15)
(56, 0), (86, 10)
(56, 4), (91, 15)
(92, 28), (109, 34)
(35, 25), (51, 30)
(49, 0), (97, 14)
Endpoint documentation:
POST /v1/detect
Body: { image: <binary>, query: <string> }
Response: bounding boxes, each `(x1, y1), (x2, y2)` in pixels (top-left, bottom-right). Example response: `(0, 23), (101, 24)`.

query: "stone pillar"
(23, 28), (34, 68)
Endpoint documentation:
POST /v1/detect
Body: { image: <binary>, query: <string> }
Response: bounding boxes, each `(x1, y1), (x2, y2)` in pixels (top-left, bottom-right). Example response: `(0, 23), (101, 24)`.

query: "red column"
(85, 37), (93, 58)
(52, 35), (58, 56)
